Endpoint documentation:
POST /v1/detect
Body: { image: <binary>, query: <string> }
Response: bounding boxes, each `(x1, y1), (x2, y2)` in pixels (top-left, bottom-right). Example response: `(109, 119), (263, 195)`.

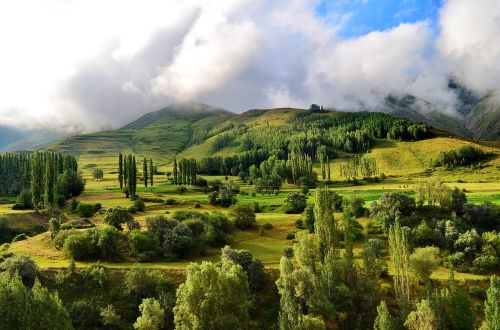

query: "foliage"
(370, 192), (415, 232)
(282, 192), (307, 214)
(68, 300), (104, 330)
(433, 145), (486, 168)
(134, 298), (165, 330)
(76, 202), (100, 218)
(91, 168), (104, 180)
(409, 246), (440, 284)
(374, 301), (395, 330)
(0, 254), (38, 285)
(484, 275), (499, 330)
(104, 207), (134, 230)
(0, 272), (72, 329)
(174, 260), (250, 330)
(221, 246), (266, 292)
(405, 299), (437, 330)
(230, 203), (256, 229)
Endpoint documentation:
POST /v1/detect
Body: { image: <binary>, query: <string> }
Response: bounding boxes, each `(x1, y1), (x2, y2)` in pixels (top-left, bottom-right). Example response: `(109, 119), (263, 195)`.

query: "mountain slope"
(465, 93), (500, 140)
(46, 102), (235, 165)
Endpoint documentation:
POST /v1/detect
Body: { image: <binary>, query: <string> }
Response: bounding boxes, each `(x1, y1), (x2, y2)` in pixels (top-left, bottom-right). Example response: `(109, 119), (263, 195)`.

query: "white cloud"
(0, 0), (499, 131)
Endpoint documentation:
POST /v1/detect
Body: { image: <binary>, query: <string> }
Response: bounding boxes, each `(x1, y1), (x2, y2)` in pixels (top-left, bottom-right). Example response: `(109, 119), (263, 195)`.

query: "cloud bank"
(0, 0), (499, 131)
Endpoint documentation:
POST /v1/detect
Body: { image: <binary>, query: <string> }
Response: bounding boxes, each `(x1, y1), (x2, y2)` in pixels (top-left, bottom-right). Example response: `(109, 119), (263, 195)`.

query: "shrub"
(262, 223), (273, 230)
(286, 233), (296, 240)
(128, 230), (160, 256)
(194, 201), (201, 208)
(347, 197), (366, 217)
(60, 218), (95, 230)
(171, 210), (208, 222)
(76, 203), (98, 218)
(370, 192), (416, 232)
(11, 233), (28, 242)
(0, 255), (38, 285)
(230, 204), (256, 230)
(124, 268), (172, 300)
(176, 186), (187, 194)
(295, 219), (305, 229)
(16, 189), (33, 209)
(165, 198), (176, 205)
(205, 213), (235, 247)
(70, 198), (79, 213)
(303, 205), (315, 233)
(282, 192), (307, 214)
(134, 199), (145, 212)
(103, 208), (134, 230)
(221, 246), (265, 292)
(57, 170), (85, 199)
(68, 300), (103, 330)
(11, 203), (25, 210)
(62, 227), (121, 261)
(91, 168), (104, 180)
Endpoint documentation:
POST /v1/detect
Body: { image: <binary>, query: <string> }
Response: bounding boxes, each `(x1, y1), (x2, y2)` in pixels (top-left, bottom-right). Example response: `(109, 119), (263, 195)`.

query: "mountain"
(46, 102), (235, 165)
(383, 87), (500, 140)
(0, 126), (68, 152)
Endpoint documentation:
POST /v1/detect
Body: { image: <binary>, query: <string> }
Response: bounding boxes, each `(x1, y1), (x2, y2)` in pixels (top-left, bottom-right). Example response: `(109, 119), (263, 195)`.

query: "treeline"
(118, 154), (137, 198)
(434, 145), (486, 168)
(0, 153), (31, 195)
(340, 155), (378, 180)
(172, 158), (196, 185)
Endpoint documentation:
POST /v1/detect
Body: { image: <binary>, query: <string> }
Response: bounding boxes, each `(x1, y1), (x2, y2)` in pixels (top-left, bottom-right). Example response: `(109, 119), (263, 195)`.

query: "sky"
(0, 0), (499, 132)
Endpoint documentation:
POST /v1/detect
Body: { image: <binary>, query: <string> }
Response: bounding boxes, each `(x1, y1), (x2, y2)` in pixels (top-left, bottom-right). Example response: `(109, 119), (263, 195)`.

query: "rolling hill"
(45, 102), (500, 184)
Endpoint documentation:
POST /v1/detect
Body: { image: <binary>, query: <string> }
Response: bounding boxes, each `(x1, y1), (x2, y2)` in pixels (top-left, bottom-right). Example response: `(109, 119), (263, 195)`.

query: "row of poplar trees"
(31, 152), (78, 210)
(172, 158), (197, 185)
(118, 154), (154, 198)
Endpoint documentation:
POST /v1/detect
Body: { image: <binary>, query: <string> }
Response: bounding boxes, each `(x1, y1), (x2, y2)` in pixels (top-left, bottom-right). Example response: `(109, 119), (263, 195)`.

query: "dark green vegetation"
(0, 104), (499, 329)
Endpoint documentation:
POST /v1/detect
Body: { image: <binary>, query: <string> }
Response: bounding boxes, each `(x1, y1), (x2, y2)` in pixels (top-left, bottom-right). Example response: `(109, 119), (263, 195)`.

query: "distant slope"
(465, 92), (500, 140)
(46, 102), (235, 166)
(0, 127), (68, 152)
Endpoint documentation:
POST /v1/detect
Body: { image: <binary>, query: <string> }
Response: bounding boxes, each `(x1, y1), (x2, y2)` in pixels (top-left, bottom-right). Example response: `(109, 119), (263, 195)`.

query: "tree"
(149, 158), (154, 188)
(91, 168), (104, 180)
(388, 221), (411, 304)
(283, 192), (307, 214)
(484, 275), (499, 330)
(374, 301), (395, 330)
(173, 158), (178, 185)
(143, 158), (148, 189)
(409, 246), (440, 285)
(134, 298), (165, 330)
(31, 153), (43, 210)
(174, 260), (250, 330)
(230, 203), (256, 229)
(58, 170), (85, 199)
(405, 299), (437, 330)
(314, 187), (339, 257)
(118, 153), (123, 190)
(0, 255), (38, 285)
(0, 272), (72, 329)
(44, 153), (57, 209)
(104, 208), (134, 230)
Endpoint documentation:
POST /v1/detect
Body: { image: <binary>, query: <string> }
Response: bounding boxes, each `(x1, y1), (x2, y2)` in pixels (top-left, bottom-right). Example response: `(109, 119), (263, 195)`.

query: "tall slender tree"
(143, 157), (148, 189)
(31, 153), (43, 211)
(389, 221), (411, 304)
(314, 187), (339, 258)
(173, 158), (178, 185)
(149, 158), (154, 188)
(118, 153), (123, 190)
(44, 153), (56, 209)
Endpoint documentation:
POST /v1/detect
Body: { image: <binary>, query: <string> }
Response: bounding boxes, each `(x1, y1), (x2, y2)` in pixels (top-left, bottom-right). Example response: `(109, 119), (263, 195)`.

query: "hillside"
(46, 102), (235, 166)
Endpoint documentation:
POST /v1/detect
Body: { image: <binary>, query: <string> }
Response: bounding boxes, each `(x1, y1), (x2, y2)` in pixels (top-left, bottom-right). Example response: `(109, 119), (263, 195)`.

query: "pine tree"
(118, 153), (123, 190)
(143, 157), (148, 189)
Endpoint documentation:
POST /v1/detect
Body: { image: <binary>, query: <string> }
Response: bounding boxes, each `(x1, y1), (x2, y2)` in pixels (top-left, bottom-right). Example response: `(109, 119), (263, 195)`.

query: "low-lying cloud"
(0, 0), (499, 132)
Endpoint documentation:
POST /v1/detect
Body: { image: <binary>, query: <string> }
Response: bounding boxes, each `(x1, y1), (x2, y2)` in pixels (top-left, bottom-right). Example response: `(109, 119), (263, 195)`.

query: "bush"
(282, 192), (307, 214)
(176, 186), (187, 194)
(165, 198), (176, 205)
(91, 168), (104, 180)
(11, 203), (25, 210)
(303, 205), (315, 233)
(68, 300), (104, 330)
(347, 197), (366, 217)
(194, 201), (201, 208)
(62, 227), (121, 261)
(262, 223), (273, 230)
(57, 195), (66, 207)
(60, 218), (95, 230)
(76, 203), (98, 218)
(205, 213), (234, 247)
(221, 246), (266, 291)
(230, 204), (256, 230)
(134, 199), (145, 212)
(70, 198), (79, 213)
(171, 210), (208, 222)
(0, 255), (38, 285)
(295, 219), (305, 229)
(128, 230), (160, 257)
(123, 268), (172, 300)
(16, 189), (33, 209)
(103, 208), (134, 230)
(11, 233), (28, 242)
(370, 192), (416, 232)
(286, 233), (296, 240)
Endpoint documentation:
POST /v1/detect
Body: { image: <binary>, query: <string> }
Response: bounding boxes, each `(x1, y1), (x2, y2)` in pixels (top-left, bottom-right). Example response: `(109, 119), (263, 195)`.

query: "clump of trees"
(172, 158), (196, 185)
(118, 154), (137, 198)
(340, 155), (378, 181)
(433, 145), (486, 168)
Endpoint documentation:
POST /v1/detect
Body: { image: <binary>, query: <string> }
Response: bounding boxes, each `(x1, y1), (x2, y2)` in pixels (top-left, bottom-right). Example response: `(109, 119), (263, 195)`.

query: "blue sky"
(316, 0), (443, 38)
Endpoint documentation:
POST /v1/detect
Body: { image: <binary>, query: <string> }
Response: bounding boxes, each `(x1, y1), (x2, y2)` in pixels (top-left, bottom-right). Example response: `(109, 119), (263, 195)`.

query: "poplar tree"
(149, 158), (154, 188)
(388, 221), (411, 304)
(118, 153), (123, 190)
(173, 159), (178, 185)
(31, 153), (43, 211)
(44, 153), (56, 209)
(374, 301), (395, 330)
(484, 275), (499, 330)
(143, 157), (148, 189)
(314, 187), (339, 258)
